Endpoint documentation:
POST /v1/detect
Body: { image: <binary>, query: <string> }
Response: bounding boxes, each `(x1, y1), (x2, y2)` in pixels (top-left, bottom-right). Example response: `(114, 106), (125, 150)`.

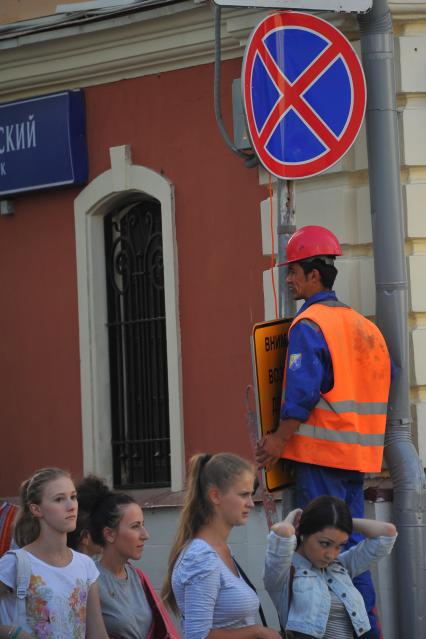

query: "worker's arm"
(256, 318), (332, 469)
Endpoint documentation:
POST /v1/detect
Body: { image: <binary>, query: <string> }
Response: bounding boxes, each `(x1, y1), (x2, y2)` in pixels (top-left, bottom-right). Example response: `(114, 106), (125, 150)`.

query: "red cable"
(269, 174), (279, 319)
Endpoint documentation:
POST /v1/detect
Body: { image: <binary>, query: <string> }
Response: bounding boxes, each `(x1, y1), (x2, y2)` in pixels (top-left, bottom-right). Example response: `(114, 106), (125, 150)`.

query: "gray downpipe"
(213, 5), (258, 168)
(358, 1), (426, 636)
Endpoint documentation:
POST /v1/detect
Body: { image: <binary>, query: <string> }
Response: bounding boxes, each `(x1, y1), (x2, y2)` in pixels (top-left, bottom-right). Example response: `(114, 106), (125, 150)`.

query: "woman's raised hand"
(271, 508), (303, 537)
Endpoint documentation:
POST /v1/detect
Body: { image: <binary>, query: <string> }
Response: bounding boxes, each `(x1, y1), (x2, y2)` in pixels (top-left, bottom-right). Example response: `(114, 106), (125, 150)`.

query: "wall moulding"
(1, 2), (426, 101)
(0, 4), (248, 101)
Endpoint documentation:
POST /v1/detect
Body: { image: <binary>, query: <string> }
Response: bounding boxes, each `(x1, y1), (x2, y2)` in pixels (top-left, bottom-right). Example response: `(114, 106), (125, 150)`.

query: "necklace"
(102, 563), (128, 598)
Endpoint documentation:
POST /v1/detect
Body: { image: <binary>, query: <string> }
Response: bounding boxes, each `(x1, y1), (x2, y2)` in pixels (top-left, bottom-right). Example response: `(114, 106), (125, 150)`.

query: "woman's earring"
(300, 535), (304, 542)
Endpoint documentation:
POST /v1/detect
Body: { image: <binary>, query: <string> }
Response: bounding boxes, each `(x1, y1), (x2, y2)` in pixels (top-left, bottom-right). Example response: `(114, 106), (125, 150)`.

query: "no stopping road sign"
(242, 12), (366, 179)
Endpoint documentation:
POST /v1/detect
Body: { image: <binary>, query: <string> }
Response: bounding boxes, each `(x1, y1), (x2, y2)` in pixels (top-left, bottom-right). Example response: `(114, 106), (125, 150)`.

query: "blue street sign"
(0, 90), (88, 197)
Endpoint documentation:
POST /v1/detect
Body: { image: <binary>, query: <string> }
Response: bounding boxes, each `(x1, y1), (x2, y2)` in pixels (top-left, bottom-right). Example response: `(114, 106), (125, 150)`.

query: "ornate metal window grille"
(105, 200), (171, 488)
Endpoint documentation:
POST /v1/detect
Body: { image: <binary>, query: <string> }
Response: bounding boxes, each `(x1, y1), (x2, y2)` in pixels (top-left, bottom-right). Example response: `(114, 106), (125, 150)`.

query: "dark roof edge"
(0, 0), (198, 42)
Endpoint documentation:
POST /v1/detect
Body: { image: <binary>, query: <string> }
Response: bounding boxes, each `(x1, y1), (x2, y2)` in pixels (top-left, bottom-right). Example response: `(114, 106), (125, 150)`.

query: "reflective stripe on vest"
(316, 398), (388, 416)
(297, 423), (384, 446)
(282, 303), (391, 473)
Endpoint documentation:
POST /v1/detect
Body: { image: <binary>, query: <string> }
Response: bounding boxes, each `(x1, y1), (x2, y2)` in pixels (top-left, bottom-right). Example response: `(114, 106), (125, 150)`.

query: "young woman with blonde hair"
(163, 452), (281, 639)
(0, 467), (108, 639)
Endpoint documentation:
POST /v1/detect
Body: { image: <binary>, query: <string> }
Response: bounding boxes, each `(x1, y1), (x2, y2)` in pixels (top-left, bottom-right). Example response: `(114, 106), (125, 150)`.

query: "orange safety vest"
(283, 303), (391, 473)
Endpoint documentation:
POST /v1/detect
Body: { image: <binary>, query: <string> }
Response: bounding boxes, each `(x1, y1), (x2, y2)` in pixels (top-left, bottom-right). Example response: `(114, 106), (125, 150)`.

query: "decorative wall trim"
(0, 4), (248, 101)
(1, 2), (423, 102)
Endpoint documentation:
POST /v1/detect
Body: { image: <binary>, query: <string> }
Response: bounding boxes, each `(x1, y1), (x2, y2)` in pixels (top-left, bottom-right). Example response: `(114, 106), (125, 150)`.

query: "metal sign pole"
(277, 179), (296, 319)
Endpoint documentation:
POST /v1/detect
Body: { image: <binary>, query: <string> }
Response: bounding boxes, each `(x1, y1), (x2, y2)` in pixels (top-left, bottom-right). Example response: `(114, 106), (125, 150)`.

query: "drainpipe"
(357, 1), (426, 636)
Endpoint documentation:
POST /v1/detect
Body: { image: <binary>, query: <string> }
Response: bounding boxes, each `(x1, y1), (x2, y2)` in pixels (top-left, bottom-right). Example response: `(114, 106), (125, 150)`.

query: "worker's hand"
(256, 431), (286, 469)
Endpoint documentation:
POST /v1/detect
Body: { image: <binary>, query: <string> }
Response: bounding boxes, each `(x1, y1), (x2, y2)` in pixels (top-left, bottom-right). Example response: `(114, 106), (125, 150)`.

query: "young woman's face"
(31, 476), (78, 535)
(108, 503), (149, 562)
(298, 526), (349, 569)
(213, 471), (255, 527)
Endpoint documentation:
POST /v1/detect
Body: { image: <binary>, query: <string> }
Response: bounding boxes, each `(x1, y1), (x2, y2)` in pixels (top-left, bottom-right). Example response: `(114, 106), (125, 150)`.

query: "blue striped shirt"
(172, 539), (260, 639)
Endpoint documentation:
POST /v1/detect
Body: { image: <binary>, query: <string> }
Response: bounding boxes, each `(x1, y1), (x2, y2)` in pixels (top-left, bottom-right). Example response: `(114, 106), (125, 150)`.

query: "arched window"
(74, 146), (184, 492)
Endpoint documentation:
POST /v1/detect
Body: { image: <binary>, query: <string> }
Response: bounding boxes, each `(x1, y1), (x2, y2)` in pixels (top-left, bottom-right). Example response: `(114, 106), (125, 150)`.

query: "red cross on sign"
(242, 12), (366, 179)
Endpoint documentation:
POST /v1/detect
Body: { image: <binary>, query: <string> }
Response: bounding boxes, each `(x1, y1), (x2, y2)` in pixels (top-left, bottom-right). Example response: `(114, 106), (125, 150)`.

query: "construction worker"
(256, 225), (393, 639)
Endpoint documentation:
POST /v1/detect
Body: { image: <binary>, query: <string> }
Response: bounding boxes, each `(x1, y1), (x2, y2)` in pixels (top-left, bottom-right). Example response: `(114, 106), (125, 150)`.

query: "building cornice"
(0, 1), (425, 101)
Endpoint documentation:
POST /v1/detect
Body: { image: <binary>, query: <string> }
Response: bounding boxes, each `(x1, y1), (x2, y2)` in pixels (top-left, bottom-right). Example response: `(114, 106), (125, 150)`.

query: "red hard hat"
(285, 225), (342, 265)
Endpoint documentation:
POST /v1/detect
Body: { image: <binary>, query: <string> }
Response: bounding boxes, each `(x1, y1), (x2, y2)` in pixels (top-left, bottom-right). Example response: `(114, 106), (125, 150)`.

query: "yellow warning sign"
(251, 318), (294, 492)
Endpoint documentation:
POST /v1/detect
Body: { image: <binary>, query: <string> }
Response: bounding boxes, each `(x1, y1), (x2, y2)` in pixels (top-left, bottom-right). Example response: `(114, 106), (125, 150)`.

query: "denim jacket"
(264, 531), (396, 638)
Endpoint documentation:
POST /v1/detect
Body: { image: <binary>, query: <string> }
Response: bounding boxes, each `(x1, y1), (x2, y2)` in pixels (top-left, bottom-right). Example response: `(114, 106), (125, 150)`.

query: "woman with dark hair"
(162, 452), (281, 639)
(67, 475), (103, 557)
(79, 476), (178, 639)
(264, 496), (397, 639)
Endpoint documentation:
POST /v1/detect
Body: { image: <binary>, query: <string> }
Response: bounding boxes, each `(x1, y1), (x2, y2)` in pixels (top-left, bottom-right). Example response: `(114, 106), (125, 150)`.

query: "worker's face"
(286, 262), (318, 300)
(297, 527), (348, 569)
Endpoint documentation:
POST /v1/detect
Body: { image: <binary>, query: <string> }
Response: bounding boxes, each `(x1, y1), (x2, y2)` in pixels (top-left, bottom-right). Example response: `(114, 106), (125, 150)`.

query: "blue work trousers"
(294, 463), (381, 639)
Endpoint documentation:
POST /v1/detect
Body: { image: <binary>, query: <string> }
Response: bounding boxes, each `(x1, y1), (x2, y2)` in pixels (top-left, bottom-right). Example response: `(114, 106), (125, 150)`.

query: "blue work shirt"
(280, 290), (395, 423)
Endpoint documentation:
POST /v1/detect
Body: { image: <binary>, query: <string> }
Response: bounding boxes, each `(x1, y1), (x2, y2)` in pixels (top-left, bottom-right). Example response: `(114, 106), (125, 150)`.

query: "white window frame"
(74, 145), (184, 491)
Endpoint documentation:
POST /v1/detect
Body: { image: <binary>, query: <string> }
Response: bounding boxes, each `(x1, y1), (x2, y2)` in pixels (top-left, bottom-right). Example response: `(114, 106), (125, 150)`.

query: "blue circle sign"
(242, 12), (366, 179)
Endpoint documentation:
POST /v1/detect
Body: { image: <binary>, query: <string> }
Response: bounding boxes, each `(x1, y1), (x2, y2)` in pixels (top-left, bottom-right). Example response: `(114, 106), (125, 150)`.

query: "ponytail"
(161, 452), (253, 613)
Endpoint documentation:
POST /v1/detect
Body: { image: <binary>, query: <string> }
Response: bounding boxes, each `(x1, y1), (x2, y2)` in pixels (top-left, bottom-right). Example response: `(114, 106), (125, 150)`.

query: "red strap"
(288, 564), (295, 609)
(0, 503), (18, 558)
(132, 565), (180, 639)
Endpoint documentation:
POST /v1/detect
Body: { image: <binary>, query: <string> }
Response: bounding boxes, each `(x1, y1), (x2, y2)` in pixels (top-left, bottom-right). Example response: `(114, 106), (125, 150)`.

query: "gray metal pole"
(277, 179), (296, 319)
(358, 2), (426, 636)
(277, 178), (297, 518)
